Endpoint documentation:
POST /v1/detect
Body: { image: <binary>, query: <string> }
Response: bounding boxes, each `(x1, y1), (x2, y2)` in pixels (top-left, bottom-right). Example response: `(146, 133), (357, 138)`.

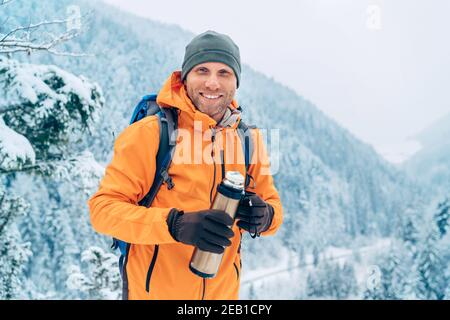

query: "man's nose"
(205, 75), (220, 91)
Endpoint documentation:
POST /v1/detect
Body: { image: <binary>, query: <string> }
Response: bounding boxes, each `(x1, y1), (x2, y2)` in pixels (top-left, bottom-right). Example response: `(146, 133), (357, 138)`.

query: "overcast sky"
(100, 0), (450, 163)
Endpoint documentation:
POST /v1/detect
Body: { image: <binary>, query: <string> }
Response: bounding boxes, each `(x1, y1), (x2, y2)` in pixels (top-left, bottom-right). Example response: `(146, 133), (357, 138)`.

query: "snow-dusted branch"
(0, 152), (103, 195)
(0, 157), (67, 175)
(0, 11), (93, 57)
(0, 162), (39, 174)
(1, 151), (102, 177)
(0, 18), (77, 43)
(46, 49), (93, 57)
(0, 104), (22, 115)
(0, 30), (90, 56)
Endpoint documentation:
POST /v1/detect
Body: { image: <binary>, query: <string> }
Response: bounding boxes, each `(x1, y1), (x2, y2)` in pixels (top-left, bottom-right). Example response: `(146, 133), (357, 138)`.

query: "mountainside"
(404, 112), (450, 196)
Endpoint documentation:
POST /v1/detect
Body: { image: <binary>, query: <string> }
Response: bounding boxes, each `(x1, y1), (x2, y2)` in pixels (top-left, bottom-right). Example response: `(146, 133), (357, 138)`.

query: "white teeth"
(202, 93), (220, 99)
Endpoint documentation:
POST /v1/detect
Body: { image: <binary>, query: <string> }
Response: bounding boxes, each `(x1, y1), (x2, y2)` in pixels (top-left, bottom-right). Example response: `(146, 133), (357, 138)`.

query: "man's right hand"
(166, 209), (235, 254)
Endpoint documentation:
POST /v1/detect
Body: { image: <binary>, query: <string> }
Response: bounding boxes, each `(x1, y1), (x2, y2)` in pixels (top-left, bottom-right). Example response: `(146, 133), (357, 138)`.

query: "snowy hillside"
(404, 112), (450, 196)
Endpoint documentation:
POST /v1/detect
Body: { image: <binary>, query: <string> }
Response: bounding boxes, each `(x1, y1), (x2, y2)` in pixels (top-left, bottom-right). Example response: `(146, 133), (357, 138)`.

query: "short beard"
(187, 87), (233, 122)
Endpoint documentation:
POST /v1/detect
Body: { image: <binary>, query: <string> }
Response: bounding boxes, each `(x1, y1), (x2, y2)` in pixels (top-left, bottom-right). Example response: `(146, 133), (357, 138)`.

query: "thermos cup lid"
(224, 171), (244, 189)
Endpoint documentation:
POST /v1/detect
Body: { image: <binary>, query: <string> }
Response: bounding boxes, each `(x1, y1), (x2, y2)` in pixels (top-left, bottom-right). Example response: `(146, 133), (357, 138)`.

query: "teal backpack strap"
(138, 107), (178, 207)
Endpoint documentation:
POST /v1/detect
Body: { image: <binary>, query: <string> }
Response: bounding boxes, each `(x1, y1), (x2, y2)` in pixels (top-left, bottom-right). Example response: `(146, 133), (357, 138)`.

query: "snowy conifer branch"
(0, 157), (65, 175)
(0, 152), (103, 187)
(0, 104), (22, 115)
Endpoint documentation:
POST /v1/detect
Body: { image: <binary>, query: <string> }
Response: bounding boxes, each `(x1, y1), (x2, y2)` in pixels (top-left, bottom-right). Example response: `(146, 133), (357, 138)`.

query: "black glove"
(166, 208), (235, 254)
(236, 192), (274, 237)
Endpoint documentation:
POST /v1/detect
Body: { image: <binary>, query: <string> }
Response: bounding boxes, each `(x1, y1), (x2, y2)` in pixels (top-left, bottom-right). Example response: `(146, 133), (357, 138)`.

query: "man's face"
(184, 62), (237, 123)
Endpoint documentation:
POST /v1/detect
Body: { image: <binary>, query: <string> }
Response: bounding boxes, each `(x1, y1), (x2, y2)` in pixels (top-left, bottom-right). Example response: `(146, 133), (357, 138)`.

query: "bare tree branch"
(0, 18), (76, 43)
(46, 49), (94, 57)
(0, 11), (94, 57)
(0, 46), (92, 57)
(0, 29), (93, 57)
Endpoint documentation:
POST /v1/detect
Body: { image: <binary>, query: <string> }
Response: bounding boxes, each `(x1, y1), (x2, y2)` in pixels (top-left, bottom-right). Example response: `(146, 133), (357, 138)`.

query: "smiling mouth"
(200, 92), (223, 100)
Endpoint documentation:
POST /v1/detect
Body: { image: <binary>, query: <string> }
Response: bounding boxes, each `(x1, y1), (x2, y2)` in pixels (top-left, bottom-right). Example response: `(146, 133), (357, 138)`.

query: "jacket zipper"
(202, 278), (206, 300)
(233, 262), (240, 280)
(235, 232), (243, 281)
(209, 128), (217, 204)
(220, 150), (225, 181)
(145, 245), (159, 294)
(236, 231), (242, 281)
(202, 128), (217, 300)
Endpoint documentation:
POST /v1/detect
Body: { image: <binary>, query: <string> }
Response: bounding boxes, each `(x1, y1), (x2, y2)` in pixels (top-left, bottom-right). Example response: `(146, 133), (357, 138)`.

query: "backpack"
(111, 94), (255, 277)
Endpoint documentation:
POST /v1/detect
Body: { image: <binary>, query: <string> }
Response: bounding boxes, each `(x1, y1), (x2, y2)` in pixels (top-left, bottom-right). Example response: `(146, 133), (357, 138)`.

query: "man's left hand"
(236, 192), (274, 237)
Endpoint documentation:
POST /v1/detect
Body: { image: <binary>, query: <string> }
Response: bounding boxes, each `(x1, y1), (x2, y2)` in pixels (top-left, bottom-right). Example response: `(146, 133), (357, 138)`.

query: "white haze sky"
(100, 0), (450, 163)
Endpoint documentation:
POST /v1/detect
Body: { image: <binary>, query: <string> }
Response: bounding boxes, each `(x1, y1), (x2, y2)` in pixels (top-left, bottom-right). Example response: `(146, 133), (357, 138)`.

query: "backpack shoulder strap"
(129, 94), (159, 124)
(138, 106), (178, 208)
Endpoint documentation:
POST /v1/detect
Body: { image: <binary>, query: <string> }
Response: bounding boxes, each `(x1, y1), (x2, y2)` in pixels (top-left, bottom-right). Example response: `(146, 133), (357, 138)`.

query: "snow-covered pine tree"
(415, 227), (448, 300)
(306, 259), (358, 299)
(248, 283), (257, 299)
(0, 1), (119, 299)
(0, 187), (31, 299)
(434, 197), (449, 239)
(306, 270), (321, 298)
(0, 4), (104, 295)
(363, 244), (413, 300)
(312, 246), (320, 267)
(339, 262), (358, 298)
(0, 57), (104, 297)
(66, 246), (121, 300)
(398, 208), (421, 260)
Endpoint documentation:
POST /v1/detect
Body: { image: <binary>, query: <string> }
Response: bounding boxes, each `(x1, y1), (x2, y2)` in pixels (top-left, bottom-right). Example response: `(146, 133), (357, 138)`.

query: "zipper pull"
(211, 128), (216, 143)
(211, 128), (216, 157)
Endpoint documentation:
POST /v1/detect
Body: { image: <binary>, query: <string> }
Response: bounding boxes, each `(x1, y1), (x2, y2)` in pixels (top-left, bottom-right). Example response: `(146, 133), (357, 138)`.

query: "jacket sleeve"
(88, 117), (177, 245)
(247, 128), (283, 236)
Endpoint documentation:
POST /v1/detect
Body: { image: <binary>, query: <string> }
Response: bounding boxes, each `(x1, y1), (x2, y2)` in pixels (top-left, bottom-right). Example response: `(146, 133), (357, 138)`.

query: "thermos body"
(189, 171), (245, 278)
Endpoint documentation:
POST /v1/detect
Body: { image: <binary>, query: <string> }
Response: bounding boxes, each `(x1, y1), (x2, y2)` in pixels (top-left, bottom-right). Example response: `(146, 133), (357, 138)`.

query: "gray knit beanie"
(181, 30), (241, 88)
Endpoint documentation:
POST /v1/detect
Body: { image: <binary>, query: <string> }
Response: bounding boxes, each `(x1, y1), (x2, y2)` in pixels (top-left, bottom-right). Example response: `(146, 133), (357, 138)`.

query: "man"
(88, 30), (283, 300)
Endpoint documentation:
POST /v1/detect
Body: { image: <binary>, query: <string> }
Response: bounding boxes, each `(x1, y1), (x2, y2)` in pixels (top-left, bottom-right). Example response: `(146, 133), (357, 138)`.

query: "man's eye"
(219, 70), (230, 76)
(197, 68), (208, 73)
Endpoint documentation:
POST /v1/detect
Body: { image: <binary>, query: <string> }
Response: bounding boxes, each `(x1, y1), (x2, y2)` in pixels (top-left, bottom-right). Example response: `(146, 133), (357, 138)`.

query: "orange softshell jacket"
(88, 71), (283, 300)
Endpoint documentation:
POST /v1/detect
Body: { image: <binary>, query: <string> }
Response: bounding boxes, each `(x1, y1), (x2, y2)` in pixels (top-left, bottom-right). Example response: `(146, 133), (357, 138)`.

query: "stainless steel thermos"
(189, 171), (245, 278)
